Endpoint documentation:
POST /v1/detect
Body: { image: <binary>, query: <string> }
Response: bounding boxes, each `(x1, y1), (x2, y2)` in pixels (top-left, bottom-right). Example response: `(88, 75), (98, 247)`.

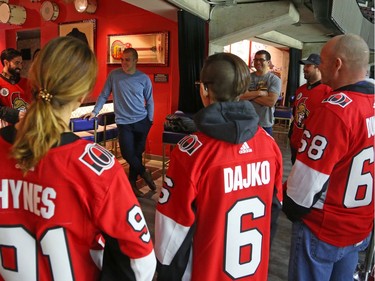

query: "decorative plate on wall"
(0, 3), (26, 25)
(40, 1), (59, 21)
(74, 0), (97, 14)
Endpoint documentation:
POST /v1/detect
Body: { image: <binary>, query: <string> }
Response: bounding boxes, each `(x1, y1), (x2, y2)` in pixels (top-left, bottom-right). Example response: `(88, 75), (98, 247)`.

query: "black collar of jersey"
(0, 125), (81, 146)
(0, 73), (19, 85)
(306, 80), (321, 90)
(335, 80), (374, 94)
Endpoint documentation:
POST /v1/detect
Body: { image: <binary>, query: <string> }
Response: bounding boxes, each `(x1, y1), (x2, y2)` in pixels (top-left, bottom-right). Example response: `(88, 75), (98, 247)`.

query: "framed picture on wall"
(107, 31), (169, 66)
(58, 19), (96, 52)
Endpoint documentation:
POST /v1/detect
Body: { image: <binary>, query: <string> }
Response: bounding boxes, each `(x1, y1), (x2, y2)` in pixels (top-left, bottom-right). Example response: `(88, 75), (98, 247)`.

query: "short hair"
(1, 48), (22, 66)
(255, 50), (271, 61)
(123, 48), (138, 60)
(200, 52), (251, 102)
(335, 34), (369, 71)
(12, 36), (98, 173)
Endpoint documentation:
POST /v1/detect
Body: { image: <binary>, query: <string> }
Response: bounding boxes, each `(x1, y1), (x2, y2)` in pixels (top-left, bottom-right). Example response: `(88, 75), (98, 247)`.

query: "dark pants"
(290, 145), (297, 165)
(117, 117), (152, 182)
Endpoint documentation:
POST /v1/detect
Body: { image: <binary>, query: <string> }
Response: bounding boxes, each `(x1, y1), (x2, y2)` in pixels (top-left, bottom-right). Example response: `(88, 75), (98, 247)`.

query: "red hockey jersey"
(0, 77), (29, 111)
(290, 82), (331, 150)
(0, 130), (156, 281)
(286, 83), (374, 247)
(155, 128), (283, 281)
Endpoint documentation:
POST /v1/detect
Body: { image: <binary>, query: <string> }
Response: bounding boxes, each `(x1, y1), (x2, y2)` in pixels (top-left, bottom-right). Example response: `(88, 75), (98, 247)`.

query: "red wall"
(0, 0), (180, 157)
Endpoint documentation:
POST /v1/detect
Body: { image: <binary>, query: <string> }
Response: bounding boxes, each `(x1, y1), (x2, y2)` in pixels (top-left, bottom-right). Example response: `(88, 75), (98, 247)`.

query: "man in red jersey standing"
(288, 53), (331, 164)
(0, 48), (28, 127)
(155, 52), (283, 281)
(283, 34), (374, 281)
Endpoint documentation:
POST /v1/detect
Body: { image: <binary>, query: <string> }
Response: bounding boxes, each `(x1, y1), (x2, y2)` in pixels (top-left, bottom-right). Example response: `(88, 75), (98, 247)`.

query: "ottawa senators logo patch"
(295, 97), (309, 128)
(12, 93), (27, 112)
(79, 143), (115, 175)
(322, 92), (352, 108)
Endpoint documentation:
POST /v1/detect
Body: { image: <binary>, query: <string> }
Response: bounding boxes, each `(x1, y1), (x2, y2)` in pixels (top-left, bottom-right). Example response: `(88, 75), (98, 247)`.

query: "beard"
(8, 65), (20, 76)
(8, 66), (21, 84)
(303, 73), (310, 80)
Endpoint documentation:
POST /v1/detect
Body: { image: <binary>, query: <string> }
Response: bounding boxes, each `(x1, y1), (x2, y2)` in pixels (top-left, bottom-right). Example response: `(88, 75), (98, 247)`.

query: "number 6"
(225, 197), (265, 279)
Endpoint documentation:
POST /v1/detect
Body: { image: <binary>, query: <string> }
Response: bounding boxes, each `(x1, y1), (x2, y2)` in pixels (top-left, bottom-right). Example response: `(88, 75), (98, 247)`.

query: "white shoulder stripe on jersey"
(286, 160), (329, 208)
(155, 210), (190, 265)
(130, 249), (156, 281)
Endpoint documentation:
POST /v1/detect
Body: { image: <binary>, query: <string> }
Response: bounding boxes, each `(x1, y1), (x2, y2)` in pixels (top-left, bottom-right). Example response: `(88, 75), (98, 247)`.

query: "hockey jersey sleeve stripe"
(131, 250), (157, 281)
(286, 160), (329, 208)
(89, 249), (103, 269)
(155, 210), (190, 265)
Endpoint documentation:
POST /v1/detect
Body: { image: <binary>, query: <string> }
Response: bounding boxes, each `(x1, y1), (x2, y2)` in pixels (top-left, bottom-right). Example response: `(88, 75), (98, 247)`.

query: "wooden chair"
(97, 112), (118, 155)
(273, 106), (292, 133)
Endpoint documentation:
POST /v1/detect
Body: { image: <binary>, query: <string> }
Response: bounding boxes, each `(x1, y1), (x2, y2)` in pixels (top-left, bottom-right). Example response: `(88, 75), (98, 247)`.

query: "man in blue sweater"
(84, 48), (156, 197)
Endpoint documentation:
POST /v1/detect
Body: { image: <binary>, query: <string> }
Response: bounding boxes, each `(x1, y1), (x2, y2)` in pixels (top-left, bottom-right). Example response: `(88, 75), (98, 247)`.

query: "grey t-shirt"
(249, 71), (281, 128)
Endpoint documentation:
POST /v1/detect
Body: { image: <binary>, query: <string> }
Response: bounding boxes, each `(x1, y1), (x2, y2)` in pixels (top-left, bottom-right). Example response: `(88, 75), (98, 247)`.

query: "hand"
(258, 90), (268, 97)
(81, 112), (95, 120)
(18, 111), (26, 120)
(239, 90), (260, 101)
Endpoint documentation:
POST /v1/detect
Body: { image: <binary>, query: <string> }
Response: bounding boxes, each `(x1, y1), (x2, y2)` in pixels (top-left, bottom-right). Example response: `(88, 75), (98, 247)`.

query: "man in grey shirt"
(240, 50), (281, 135)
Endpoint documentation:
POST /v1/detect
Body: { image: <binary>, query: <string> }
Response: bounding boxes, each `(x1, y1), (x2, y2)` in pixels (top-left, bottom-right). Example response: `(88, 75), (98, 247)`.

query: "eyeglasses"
(10, 60), (22, 66)
(194, 81), (212, 87)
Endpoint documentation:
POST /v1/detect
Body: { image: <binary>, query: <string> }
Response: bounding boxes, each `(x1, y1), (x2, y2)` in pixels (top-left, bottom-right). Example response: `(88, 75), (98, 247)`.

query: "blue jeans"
(288, 221), (371, 281)
(117, 117), (152, 182)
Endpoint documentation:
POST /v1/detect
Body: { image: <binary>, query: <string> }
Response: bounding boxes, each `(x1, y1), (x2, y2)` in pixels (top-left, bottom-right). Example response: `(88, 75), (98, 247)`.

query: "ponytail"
(11, 36), (97, 173)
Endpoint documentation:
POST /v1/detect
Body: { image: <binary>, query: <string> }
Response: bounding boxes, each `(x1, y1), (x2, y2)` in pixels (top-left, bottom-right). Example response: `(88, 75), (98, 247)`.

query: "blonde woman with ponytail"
(12, 36), (97, 173)
(0, 36), (156, 281)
